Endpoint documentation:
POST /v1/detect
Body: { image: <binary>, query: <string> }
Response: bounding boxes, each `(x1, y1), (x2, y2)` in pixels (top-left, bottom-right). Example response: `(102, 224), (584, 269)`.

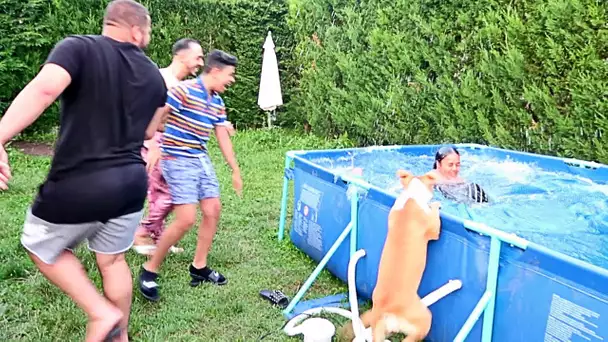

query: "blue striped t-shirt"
(161, 78), (228, 157)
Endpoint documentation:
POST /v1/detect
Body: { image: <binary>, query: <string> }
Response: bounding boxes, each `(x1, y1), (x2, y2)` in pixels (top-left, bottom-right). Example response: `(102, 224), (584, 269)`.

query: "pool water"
(310, 149), (608, 269)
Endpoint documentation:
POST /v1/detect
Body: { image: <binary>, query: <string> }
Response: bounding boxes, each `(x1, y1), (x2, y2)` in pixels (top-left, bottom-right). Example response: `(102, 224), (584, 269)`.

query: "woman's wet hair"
(433, 145), (460, 169)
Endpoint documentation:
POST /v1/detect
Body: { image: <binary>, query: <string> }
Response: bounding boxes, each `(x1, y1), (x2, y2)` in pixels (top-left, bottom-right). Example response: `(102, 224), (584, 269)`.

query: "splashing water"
(309, 149), (608, 269)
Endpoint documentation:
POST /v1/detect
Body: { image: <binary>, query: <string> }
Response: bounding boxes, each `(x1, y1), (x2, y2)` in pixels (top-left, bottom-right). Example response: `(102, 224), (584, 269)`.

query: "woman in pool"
(431, 145), (490, 204)
(430, 145), (464, 183)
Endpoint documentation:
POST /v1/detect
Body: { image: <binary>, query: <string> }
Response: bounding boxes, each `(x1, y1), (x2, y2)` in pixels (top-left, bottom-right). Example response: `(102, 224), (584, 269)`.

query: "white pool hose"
(348, 249), (369, 340)
(284, 248), (463, 342)
(283, 249), (368, 342)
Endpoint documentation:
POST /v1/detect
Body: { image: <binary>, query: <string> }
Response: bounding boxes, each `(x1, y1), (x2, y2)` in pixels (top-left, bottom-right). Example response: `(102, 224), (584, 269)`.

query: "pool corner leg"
(453, 234), (503, 342)
(482, 236), (501, 342)
(278, 153), (294, 242)
(348, 184), (360, 256)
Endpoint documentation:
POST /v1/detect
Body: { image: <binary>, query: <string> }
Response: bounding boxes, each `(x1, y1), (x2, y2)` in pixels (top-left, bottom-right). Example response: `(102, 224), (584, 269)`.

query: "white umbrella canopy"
(258, 31), (283, 128)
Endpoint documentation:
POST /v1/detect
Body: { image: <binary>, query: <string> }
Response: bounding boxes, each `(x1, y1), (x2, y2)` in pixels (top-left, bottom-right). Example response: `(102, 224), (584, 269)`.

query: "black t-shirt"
(30, 35), (168, 224)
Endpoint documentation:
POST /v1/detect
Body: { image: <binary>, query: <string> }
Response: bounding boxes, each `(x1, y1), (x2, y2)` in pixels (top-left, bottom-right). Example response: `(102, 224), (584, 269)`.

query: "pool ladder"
(277, 151), (530, 341)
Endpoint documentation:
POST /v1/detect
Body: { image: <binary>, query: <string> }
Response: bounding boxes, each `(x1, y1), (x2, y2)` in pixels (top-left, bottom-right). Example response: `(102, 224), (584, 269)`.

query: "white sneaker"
(133, 244), (156, 256)
(133, 243), (183, 255)
(169, 245), (184, 253)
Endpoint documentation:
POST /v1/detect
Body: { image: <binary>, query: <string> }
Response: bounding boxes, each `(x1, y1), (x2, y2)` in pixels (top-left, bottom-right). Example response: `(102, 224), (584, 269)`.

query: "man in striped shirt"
(138, 50), (242, 302)
(133, 38), (204, 256)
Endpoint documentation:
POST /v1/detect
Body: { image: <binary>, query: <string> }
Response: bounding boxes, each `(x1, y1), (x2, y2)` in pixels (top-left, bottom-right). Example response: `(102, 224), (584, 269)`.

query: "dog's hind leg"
(372, 317), (387, 342)
(401, 304), (432, 342)
(359, 309), (376, 328)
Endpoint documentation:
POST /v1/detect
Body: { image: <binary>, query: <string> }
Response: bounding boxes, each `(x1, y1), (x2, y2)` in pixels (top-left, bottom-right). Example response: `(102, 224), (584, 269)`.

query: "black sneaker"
(139, 266), (160, 301)
(189, 264), (227, 286)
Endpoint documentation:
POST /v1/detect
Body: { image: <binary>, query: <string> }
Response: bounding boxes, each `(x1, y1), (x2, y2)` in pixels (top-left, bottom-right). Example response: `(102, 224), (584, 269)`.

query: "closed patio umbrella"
(257, 30), (283, 128)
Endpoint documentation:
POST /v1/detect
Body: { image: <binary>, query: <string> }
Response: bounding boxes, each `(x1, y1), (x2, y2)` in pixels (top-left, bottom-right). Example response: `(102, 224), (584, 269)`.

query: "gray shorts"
(20, 208), (143, 265)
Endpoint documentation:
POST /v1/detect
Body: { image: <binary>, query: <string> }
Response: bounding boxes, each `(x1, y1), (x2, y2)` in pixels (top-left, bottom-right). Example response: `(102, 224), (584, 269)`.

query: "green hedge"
(0, 0), (296, 138)
(3, 0), (607, 163)
(287, 0), (608, 163)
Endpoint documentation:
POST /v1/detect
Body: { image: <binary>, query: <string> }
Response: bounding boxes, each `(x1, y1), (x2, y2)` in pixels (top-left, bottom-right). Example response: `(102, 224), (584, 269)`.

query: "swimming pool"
(278, 144), (608, 341)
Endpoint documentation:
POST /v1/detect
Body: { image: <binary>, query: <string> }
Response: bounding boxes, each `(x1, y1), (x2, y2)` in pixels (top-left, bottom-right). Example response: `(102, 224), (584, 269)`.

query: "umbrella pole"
(267, 109), (276, 129)
(267, 111), (272, 129)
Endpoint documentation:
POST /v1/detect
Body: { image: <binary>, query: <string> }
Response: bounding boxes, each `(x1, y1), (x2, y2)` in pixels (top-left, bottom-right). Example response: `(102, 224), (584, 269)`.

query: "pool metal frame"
(277, 150), (531, 342)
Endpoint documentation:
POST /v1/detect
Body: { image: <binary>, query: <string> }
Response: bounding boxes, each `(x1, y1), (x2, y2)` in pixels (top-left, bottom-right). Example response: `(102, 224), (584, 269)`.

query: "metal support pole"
(452, 231), (504, 342)
(282, 222), (355, 316)
(349, 184), (359, 257)
(278, 153), (293, 241)
(482, 236), (501, 342)
(453, 291), (492, 342)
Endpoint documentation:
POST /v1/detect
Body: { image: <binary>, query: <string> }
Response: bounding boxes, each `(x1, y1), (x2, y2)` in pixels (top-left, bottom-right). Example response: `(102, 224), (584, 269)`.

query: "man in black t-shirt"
(0, 1), (168, 340)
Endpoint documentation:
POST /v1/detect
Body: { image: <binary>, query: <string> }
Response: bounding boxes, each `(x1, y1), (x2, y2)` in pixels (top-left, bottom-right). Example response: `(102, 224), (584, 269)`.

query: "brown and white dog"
(340, 170), (442, 342)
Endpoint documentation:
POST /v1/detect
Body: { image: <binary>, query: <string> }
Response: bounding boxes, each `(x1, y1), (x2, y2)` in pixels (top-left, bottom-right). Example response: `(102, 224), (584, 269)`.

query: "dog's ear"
(424, 171), (438, 180)
(396, 169), (414, 187)
(420, 171), (439, 187)
(396, 169), (412, 178)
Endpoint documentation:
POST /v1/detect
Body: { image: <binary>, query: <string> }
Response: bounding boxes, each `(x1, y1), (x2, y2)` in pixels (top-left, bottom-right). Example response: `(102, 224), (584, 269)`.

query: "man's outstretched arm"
(215, 125), (239, 172)
(215, 125), (242, 196)
(0, 63), (71, 145)
(0, 35), (78, 191)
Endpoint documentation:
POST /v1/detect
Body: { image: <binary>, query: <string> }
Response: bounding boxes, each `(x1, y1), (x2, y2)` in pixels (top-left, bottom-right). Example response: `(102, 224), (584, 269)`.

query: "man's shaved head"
(103, 0), (150, 28)
(102, 0), (152, 49)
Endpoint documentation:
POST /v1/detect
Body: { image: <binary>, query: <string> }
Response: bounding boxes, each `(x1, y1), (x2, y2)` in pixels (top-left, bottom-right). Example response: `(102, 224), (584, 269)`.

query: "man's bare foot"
(85, 308), (123, 342)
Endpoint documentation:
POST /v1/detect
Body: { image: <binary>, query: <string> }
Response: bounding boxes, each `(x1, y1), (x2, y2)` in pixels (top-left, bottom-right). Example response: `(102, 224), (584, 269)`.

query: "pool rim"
(285, 143), (608, 297)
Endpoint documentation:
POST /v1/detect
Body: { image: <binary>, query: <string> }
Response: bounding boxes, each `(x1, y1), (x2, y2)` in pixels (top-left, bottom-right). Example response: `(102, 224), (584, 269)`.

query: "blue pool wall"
(288, 144), (608, 342)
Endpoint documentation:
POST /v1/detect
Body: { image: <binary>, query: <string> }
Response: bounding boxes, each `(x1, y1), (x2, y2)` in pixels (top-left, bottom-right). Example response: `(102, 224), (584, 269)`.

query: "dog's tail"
(388, 305), (433, 342)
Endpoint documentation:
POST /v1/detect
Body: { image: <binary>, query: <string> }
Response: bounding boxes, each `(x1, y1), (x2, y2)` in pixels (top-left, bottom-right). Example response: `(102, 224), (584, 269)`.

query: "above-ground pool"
(279, 144), (608, 342)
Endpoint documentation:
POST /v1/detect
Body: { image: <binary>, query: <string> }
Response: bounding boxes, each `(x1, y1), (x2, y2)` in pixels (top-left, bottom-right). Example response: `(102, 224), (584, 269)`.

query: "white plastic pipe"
(421, 279), (463, 307)
(284, 249), (369, 341)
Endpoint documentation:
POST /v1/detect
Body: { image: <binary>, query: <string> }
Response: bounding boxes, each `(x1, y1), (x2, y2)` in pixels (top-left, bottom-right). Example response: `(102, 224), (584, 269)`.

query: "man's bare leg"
(96, 253), (132, 342)
(192, 198), (221, 269)
(189, 197), (226, 286)
(28, 251), (123, 341)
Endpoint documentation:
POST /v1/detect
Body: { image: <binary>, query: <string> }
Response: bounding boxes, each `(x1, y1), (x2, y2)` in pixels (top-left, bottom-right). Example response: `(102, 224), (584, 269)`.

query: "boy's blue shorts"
(161, 153), (220, 204)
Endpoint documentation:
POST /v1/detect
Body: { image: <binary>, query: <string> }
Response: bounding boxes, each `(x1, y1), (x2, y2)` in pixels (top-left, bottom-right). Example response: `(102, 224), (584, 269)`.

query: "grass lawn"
(0, 128), (361, 341)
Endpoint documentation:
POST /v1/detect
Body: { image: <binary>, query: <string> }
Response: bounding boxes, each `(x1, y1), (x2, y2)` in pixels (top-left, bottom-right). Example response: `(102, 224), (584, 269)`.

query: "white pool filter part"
(295, 317), (336, 342)
(284, 248), (462, 341)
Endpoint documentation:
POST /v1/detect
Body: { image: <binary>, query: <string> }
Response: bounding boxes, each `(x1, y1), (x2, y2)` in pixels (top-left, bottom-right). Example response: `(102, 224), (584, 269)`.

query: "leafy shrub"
(287, 0), (608, 163)
(3, 0), (607, 164)
(0, 0), (296, 138)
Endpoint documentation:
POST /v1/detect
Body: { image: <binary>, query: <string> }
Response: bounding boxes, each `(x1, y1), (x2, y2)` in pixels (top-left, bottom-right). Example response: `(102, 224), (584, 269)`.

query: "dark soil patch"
(10, 141), (54, 157)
